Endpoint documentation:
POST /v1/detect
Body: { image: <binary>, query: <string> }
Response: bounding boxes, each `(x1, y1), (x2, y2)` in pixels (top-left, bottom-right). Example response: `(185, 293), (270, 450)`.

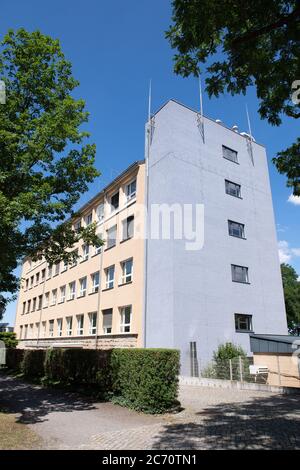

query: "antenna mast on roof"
(146, 79), (155, 176)
(246, 104), (254, 165)
(197, 73), (205, 143)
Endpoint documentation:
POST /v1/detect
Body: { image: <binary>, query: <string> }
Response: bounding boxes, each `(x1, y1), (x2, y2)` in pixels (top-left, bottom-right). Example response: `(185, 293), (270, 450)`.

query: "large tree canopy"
(0, 29), (101, 316)
(281, 263), (300, 333)
(166, 0), (300, 194)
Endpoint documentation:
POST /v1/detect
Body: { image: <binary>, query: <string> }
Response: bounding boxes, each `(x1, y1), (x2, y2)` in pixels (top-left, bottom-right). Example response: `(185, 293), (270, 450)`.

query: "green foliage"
(21, 350), (46, 379)
(213, 342), (247, 362)
(0, 332), (18, 348)
(166, 1), (300, 195)
(111, 349), (180, 413)
(281, 263), (300, 332)
(5, 348), (24, 371)
(202, 342), (249, 380)
(0, 28), (102, 315)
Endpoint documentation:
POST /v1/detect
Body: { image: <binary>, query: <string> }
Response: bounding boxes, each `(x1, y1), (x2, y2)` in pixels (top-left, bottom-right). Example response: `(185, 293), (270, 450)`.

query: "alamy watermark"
(0, 80), (6, 104)
(291, 80), (300, 105)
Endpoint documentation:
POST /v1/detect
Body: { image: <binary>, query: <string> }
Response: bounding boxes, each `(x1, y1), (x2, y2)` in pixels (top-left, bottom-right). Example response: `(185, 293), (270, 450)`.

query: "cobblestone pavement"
(1, 374), (299, 450)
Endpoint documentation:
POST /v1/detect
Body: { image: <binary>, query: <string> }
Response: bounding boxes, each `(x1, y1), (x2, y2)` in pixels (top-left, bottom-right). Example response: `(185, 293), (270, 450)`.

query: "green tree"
(166, 1), (300, 194)
(0, 29), (102, 317)
(0, 331), (18, 348)
(281, 263), (300, 332)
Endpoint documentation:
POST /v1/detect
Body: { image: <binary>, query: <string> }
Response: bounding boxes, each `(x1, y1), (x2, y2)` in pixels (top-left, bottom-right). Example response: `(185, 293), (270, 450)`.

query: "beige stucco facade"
(253, 353), (300, 388)
(14, 161), (146, 349)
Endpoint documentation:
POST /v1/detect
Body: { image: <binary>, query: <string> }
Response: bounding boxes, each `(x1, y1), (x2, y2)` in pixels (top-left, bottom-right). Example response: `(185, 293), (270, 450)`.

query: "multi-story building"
(14, 99), (288, 375)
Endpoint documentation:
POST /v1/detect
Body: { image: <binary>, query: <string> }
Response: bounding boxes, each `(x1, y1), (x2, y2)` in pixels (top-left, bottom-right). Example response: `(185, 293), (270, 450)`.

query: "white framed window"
(85, 212), (93, 226)
(71, 249), (78, 267)
(35, 272), (40, 285)
(225, 180), (241, 198)
(228, 220), (245, 239)
(51, 289), (57, 306)
(79, 276), (87, 297)
(126, 179), (136, 201)
(91, 271), (100, 293)
(41, 269), (46, 282)
(94, 232), (103, 255)
(121, 258), (133, 284)
(24, 325), (28, 339)
(77, 314), (84, 336)
(96, 203), (104, 222)
(89, 312), (97, 335)
(47, 264), (52, 279)
(41, 321), (46, 338)
(68, 281), (76, 300)
(49, 320), (54, 337)
(235, 314), (253, 332)
(27, 300), (31, 313)
(122, 216), (134, 241)
(106, 225), (117, 249)
(231, 264), (249, 283)
(22, 302), (26, 315)
(35, 323), (39, 338)
(120, 305), (132, 333)
(25, 279), (29, 290)
(38, 295), (43, 310)
(57, 318), (63, 337)
(223, 145), (238, 163)
(105, 265), (115, 289)
(82, 244), (90, 261)
(30, 276), (34, 288)
(44, 292), (49, 308)
(66, 317), (73, 336)
(59, 285), (66, 303)
(29, 324), (34, 339)
(32, 297), (36, 312)
(74, 220), (81, 233)
(102, 309), (112, 334)
(54, 262), (60, 276)
(110, 191), (119, 212)
(61, 259), (68, 272)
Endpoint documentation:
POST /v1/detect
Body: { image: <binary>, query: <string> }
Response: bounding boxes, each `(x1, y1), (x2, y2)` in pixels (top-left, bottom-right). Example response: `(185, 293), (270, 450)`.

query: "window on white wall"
(235, 314), (253, 332)
(228, 220), (245, 239)
(96, 203), (104, 221)
(222, 145), (238, 163)
(225, 180), (241, 198)
(231, 265), (249, 283)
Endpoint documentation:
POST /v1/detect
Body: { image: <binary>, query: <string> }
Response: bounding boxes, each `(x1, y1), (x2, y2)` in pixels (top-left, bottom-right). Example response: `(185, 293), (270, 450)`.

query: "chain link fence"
(200, 356), (268, 384)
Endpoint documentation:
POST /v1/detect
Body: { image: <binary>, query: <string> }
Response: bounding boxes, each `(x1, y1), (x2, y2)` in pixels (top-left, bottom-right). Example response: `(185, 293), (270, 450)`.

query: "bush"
(0, 332), (18, 348)
(202, 342), (249, 381)
(21, 350), (46, 379)
(111, 348), (180, 413)
(5, 348), (24, 371)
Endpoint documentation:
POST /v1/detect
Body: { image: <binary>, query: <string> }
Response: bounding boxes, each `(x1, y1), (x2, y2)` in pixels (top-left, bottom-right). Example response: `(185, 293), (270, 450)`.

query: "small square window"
(235, 314), (253, 332)
(228, 220), (245, 239)
(223, 145), (238, 163)
(231, 264), (249, 283)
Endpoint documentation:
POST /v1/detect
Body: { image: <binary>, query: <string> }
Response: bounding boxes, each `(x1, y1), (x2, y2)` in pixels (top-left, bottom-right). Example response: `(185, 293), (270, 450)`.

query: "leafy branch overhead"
(0, 29), (102, 314)
(166, 0), (300, 194)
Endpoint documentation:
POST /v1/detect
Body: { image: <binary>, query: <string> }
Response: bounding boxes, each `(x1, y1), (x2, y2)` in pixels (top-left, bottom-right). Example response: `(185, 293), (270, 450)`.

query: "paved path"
(0, 374), (299, 449)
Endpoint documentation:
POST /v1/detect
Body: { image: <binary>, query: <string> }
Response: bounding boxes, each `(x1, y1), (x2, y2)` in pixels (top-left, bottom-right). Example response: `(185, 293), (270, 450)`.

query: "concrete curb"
(179, 376), (300, 394)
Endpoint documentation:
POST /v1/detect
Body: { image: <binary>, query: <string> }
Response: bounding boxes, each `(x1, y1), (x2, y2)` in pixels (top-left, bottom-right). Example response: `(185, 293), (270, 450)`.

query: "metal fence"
(200, 356), (268, 384)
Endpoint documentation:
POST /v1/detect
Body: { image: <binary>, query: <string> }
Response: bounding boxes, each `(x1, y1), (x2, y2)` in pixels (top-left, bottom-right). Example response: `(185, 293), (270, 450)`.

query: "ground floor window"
(66, 317), (73, 336)
(235, 314), (253, 332)
(57, 318), (63, 337)
(89, 312), (97, 335)
(120, 305), (132, 333)
(49, 320), (54, 337)
(102, 309), (112, 334)
(77, 314), (84, 336)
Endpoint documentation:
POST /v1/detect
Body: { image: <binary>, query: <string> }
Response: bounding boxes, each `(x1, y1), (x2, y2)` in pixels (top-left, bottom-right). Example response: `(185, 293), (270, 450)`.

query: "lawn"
(0, 411), (42, 450)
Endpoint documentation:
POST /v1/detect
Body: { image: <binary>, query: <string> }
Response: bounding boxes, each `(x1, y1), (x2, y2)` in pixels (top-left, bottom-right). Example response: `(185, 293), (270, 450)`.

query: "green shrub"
(21, 350), (46, 379)
(5, 348), (24, 371)
(111, 348), (180, 413)
(0, 332), (18, 348)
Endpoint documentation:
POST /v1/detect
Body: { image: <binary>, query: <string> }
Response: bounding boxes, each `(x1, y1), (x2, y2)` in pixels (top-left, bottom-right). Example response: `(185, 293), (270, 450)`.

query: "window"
(89, 312), (97, 335)
(27, 300), (31, 313)
(102, 309), (112, 334)
(231, 264), (249, 283)
(35, 272), (40, 285)
(22, 301), (26, 315)
(68, 281), (76, 300)
(228, 220), (245, 239)
(32, 297), (36, 312)
(62, 259), (68, 272)
(225, 180), (241, 198)
(47, 264), (52, 279)
(20, 325), (23, 339)
(49, 320), (54, 337)
(38, 295), (43, 310)
(106, 225), (117, 249)
(105, 265), (115, 289)
(120, 306), (132, 333)
(85, 212), (93, 226)
(54, 262), (60, 276)
(41, 269), (46, 282)
(57, 318), (63, 337)
(59, 285), (66, 303)
(235, 314), (253, 332)
(44, 292), (49, 308)
(41, 322), (46, 338)
(51, 289), (57, 306)
(29, 324), (34, 339)
(121, 258), (133, 284)
(91, 272), (100, 293)
(66, 317), (73, 336)
(74, 220), (81, 233)
(71, 249), (78, 267)
(126, 179), (136, 201)
(82, 244), (90, 261)
(122, 216), (134, 241)
(35, 323), (39, 338)
(30, 276), (34, 288)
(96, 203), (104, 221)
(79, 276), (87, 297)
(110, 191), (119, 212)
(25, 279), (29, 290)
(223, 145), (238, 163)
(24, 325), (28, 339)
(77, 314), (84, 336)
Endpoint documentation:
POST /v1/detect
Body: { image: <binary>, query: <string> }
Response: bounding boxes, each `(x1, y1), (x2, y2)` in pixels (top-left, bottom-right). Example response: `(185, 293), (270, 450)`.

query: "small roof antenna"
(197, 73), (205, 143)
(246, 104), (254, 165)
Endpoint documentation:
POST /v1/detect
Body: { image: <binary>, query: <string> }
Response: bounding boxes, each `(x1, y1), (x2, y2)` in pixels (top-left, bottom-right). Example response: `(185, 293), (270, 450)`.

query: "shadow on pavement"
(152, 392), (300, 450)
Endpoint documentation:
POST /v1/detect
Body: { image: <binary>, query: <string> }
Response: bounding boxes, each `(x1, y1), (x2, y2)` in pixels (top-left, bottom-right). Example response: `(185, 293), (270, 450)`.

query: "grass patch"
(0, 411), (42, 449)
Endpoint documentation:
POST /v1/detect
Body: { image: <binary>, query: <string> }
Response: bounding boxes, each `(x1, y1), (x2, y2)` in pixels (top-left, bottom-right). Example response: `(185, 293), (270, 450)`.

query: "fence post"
(239, 356), (243, 382)
(229, 359), (233, 381)
(276, 355), (281, 386)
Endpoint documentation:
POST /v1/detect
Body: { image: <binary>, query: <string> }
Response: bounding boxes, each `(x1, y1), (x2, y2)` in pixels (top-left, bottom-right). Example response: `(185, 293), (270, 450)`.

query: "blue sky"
(2, 0), (300, 325)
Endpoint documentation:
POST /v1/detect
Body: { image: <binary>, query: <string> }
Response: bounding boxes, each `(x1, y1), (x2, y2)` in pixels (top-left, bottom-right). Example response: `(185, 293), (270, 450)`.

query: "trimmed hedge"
(5, 347), (180, 413)
(111, 349), (180, 413)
